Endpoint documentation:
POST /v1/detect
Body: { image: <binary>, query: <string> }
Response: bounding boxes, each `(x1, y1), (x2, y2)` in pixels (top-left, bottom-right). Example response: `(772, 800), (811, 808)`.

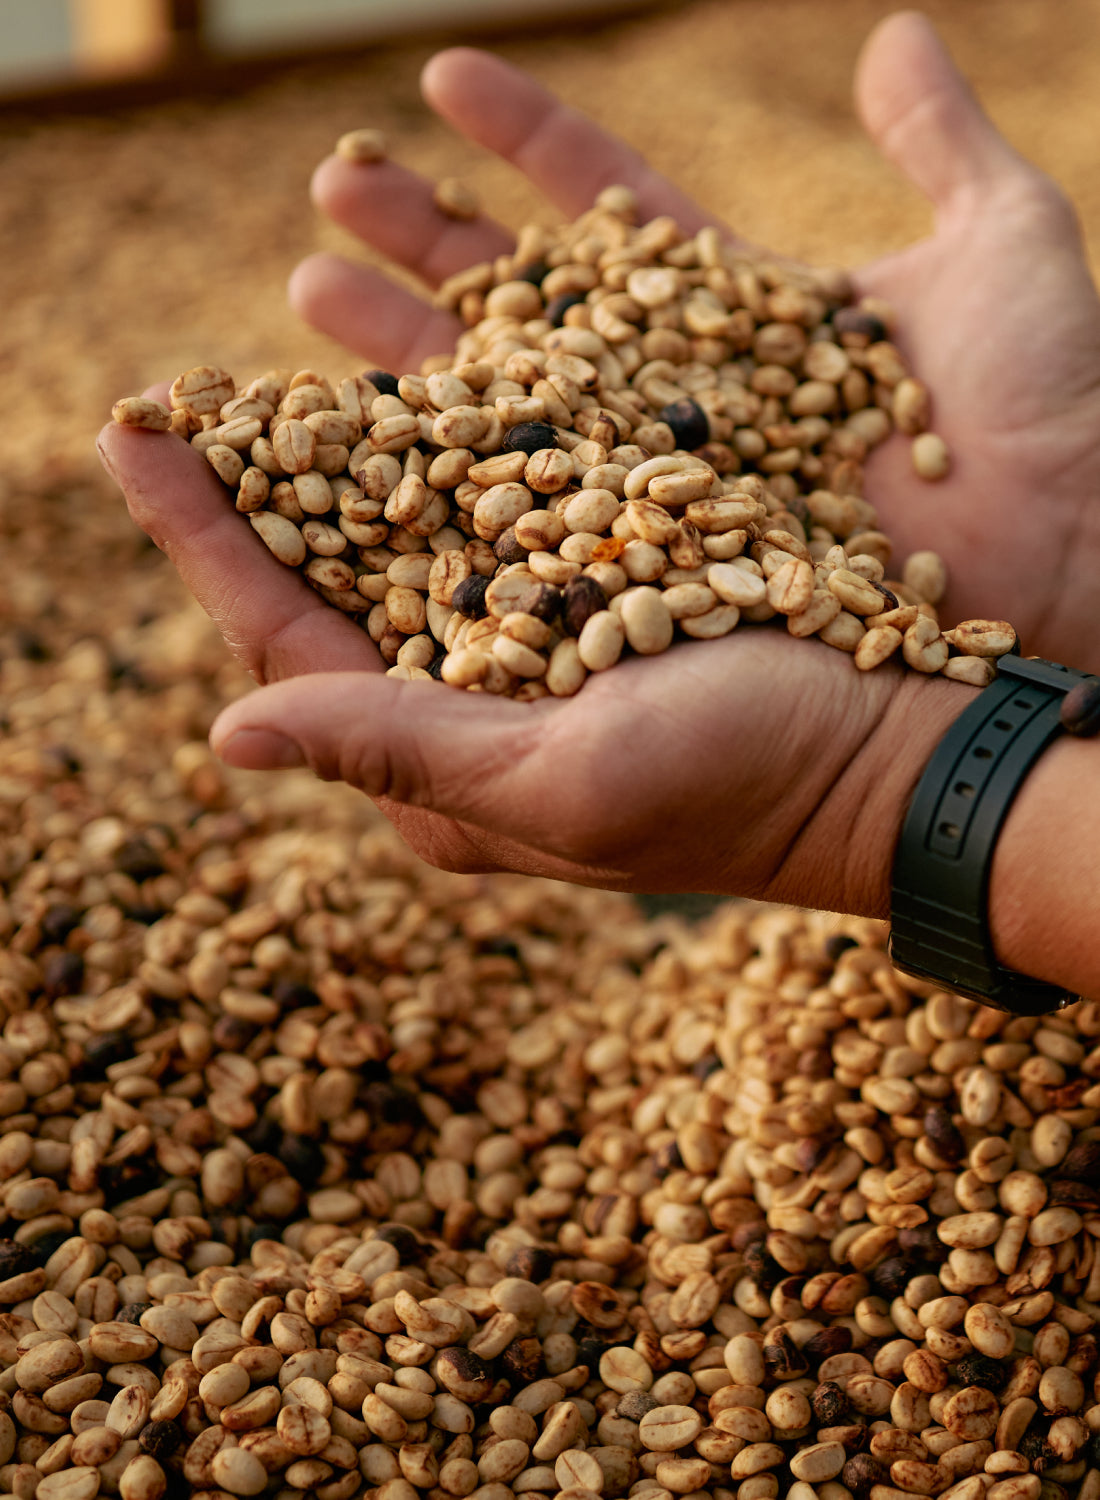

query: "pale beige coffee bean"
(555, 1449), (604, 1492)
(546, 638), (587, 697)
(271, 417), (316, 474)
(118, 1455), (166, 1500)
(854, 624), (903, 670)
(301, 520), (347, 557)
(563, 489), (620, 535)
(492, 635), (547, 678)
(235, 465), (270, 513)
(637, 1405), (702, 1452)
(942, 656), (996, 686)
(14, 1336), (83, 1392)
(902, 618), (949, 672)
(942, 1387), (1000, 1441)
(499, 612), (551, 650)
(277, 1402), (332, 1456)
(598, 1347), (654, 1394)
(577, 611), (625, 672)
(624, 499), (679, 546)
(789, 1443), (846, 1483)
(730, 1443), (786, 1478)
(305, 556), (355, 591)
(485, 571), (538, 618)
(368, 414), (422, 454)
(249, 510), (306, 566)
(902, 549), (947, 603)
(1028, 1206), (1082, 1245)
(648, 469), (716, 507)
(952, 619), (1016, 657)
(766, 558), (815, 615)
(336, 127), (387, 162)
(684, 497), (759, 533)
(209, 1446), (269, 1496)
(619, 539), (668, 582)
(708, 562), (767, 608)
(37, 1471), (101, 1500)
(112, 397), (172, 431)
(818, 609), (865, 651)
(787, 588), (841, 637)
(434, 178), (480, 220)
(205, 443), (245, 486)
(912, 431), (951, 479)
(827, 568), (885, 615)
(515, 509), (566, 550)
(893, 377), (931, 434)
(617, 587), (674, 655)
(170, 364), (235, 416)
(960, 1302), (1015, 1359)
(433, 406), (490, 449)
(661, 583), (716, 619)
(88, 1323), (158, 1362)
(679, 603), (740, 638)
(474, 483), (534, 535)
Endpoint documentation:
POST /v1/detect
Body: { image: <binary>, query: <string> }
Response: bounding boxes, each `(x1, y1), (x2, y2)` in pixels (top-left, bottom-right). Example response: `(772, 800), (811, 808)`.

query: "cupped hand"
(293, 10), (1100, 669)
(97, 9), (1093, 906)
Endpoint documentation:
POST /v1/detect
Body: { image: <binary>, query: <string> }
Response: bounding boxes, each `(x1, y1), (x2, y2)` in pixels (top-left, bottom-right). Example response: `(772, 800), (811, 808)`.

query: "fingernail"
(217, 728), (306, 770)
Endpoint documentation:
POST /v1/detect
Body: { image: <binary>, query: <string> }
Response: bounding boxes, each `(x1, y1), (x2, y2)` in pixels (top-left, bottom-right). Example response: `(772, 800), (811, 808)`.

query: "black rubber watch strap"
(889, 655), (1087, 1015)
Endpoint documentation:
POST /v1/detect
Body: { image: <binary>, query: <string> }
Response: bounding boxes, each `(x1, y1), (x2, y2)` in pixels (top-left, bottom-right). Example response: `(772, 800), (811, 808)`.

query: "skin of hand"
(96, 9), (1100, 915)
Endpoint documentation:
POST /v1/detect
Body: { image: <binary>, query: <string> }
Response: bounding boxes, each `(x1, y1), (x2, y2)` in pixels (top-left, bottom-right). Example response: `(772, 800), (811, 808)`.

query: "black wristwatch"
(889, 655), (1088, 1015)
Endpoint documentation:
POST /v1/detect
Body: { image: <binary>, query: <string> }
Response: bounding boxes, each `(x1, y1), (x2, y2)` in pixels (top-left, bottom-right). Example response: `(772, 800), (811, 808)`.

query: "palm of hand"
(857, 189), (1100, 664)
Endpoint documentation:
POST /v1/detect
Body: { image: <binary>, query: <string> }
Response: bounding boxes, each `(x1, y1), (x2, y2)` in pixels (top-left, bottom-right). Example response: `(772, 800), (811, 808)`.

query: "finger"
(420, 47), (716, 233)
(96, 400), (378, 685)
(212, 669), (627, 886)
(288, 253), (464, 370)
(855, 11), (1031, 217)
(209, 668), (624, 881)
(310, 155), (514, 286)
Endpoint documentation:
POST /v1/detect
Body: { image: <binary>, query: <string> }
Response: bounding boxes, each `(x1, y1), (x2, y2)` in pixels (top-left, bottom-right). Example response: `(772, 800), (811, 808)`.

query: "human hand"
(97, 9), (1089, 913)
(292, 11), (1100, 669)
(100, 395), (981, 907)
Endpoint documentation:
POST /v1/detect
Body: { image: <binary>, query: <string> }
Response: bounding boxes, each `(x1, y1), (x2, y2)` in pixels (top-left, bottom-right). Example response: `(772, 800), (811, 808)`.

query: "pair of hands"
(97, 11), (1100, 917)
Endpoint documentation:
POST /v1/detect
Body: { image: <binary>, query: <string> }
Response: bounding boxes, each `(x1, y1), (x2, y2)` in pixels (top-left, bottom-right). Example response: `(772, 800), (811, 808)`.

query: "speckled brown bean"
(112, 397), (172, 431)
(246, 513), (304, 564)
(170, 365), (235, 416)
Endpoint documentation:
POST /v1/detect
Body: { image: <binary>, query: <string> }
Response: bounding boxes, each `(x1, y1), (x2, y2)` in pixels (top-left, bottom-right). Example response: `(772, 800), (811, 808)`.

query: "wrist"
(842, 670), (980, 919)
(762, 661), (976, 920)
(989, 733), (1099, 996)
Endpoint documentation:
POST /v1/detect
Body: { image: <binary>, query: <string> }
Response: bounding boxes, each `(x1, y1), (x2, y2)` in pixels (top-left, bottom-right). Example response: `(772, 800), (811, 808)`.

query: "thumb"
(855, 11), (1029, 218)
(210, 670), (555, 838)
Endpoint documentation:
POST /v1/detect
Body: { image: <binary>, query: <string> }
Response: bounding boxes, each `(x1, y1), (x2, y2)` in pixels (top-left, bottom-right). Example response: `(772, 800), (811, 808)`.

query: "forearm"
(990, 733), (1100, 999)
(813, 666), (1100, 1004)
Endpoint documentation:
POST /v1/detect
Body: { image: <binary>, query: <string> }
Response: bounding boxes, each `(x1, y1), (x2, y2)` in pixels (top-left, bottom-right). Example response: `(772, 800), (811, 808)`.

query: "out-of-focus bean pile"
(2, 671), (1100, 1500)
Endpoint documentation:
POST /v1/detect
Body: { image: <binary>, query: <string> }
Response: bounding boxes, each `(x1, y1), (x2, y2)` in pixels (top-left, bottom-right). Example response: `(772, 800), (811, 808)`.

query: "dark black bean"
(657, 398), (709, 450)
(40, 904), (82, 944)
(365, 370), (400, 397)
(502, 422), (558, 457)
(833, 308), (887, 345)
(114, 836), (167, 881)
(451, 575), (491, 620)
(278, 1134), (326, 1183)
(561, 575), (608, 637)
